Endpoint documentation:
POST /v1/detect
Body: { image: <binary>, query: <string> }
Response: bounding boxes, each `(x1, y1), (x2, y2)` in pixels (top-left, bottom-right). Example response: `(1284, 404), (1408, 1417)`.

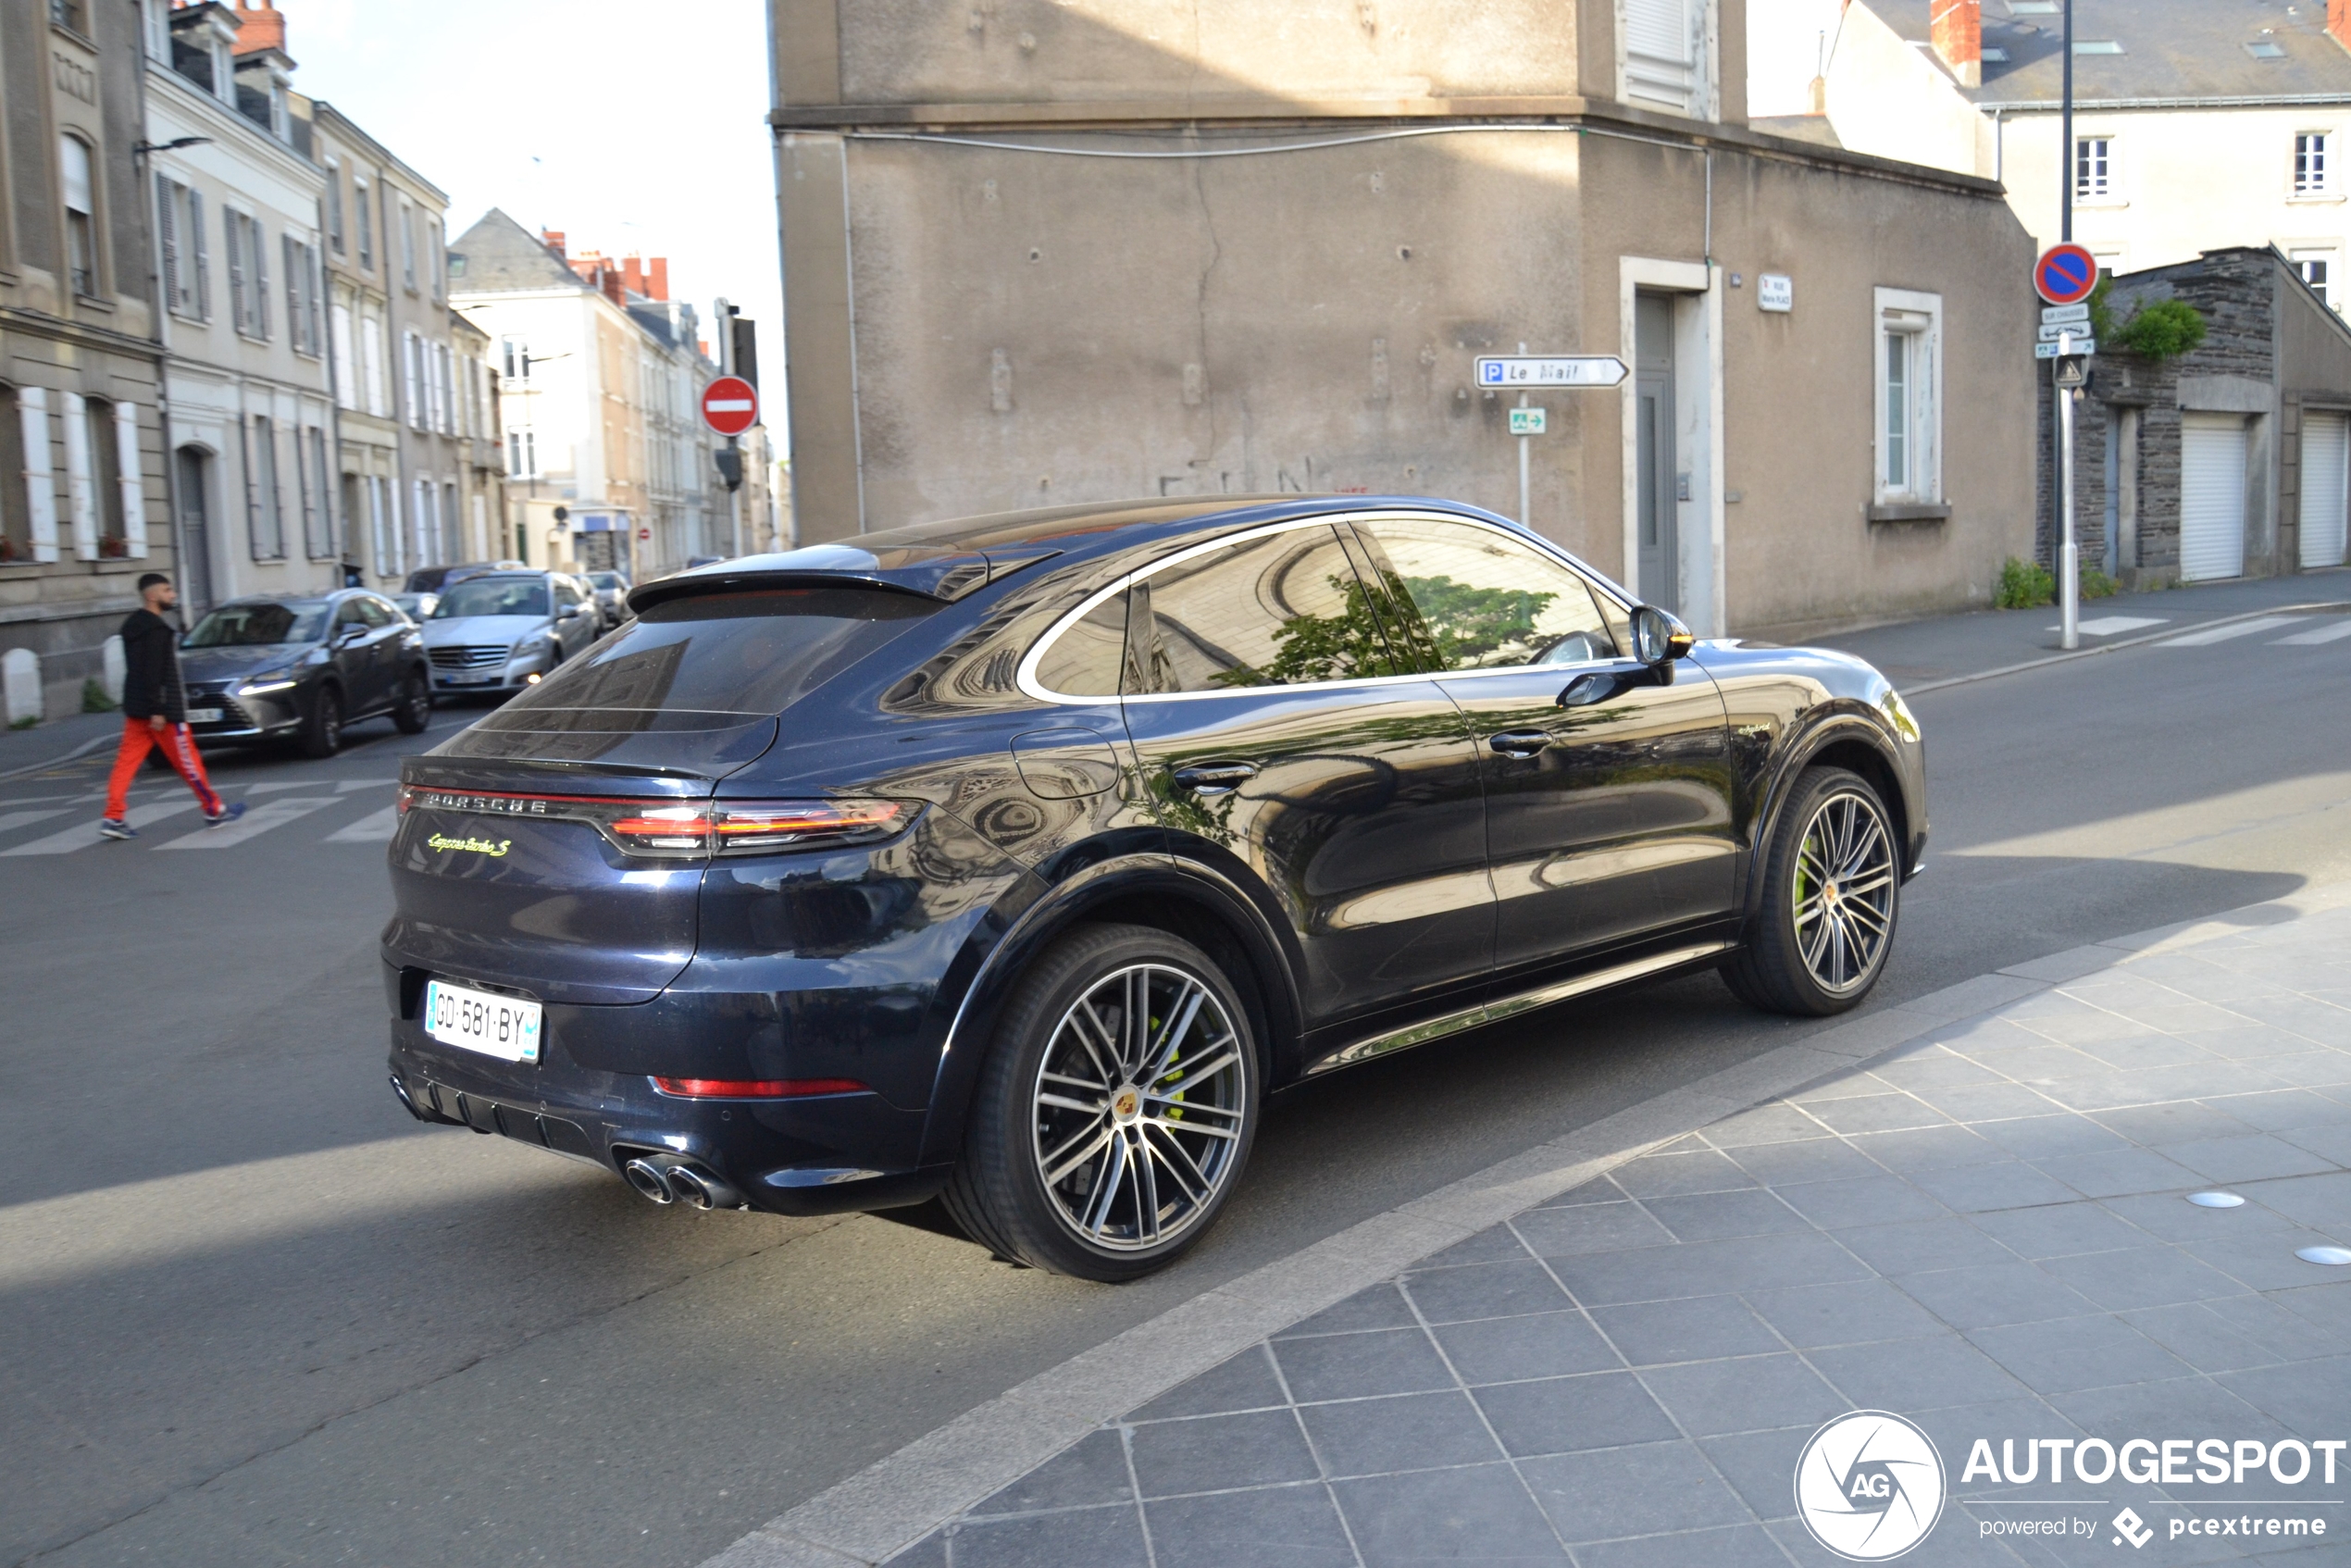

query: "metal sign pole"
(2058, 330), (2079, 650)
(1516, 342), (1531, 528)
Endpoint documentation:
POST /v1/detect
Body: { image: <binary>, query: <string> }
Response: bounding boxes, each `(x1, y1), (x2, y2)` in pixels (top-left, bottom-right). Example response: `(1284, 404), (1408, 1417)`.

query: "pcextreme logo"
(427, 833), (512, 857)
(1795, 1411), (1948, 1561)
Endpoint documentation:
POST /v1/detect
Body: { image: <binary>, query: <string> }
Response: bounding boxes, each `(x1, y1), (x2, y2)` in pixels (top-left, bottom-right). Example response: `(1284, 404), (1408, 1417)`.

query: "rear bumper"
(384, 999), (945, 1217)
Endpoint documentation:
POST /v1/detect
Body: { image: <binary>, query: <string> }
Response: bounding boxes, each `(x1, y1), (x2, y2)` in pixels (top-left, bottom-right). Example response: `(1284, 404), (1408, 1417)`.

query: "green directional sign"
(1509, 406), (1548, 436)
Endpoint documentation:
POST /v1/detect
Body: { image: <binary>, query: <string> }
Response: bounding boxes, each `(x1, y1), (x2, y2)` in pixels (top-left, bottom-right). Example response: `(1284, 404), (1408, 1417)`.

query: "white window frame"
(2074, 133), (2121, 205)
(1617, 0), (1718, 120)
(1873, 287), (1944, 506)
(2293, 131), (2339, 200)
(2291, 246), (2340, 308)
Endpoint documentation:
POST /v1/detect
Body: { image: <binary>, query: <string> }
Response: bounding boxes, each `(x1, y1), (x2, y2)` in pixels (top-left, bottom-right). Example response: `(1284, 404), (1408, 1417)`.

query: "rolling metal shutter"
(2179, 413), (2248, 582)
(1623, 0), (1698, 114)
(2301, 411), (2349, 568)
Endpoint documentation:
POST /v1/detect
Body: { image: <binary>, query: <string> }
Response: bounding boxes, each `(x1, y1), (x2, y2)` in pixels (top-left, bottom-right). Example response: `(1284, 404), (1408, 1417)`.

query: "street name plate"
(1758, 273), (1794, 312)
(1475, 355), (1629, 388)
(2037, 321), (2091, 341)
(1509, 407), (1548, 435)
(2041, 303), (2091, 325)
(2035, 340), (2096, 359)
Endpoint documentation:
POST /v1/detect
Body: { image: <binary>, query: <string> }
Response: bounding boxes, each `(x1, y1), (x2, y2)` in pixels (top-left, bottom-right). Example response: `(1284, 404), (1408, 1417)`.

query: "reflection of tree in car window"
(1210, 575), (1396, 688)
(1402, 576), (1559, 667)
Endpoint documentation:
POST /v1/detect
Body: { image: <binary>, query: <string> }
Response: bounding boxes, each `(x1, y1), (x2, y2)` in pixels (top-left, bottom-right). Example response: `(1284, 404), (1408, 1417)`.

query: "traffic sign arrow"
(1474, 355), (1629, 389)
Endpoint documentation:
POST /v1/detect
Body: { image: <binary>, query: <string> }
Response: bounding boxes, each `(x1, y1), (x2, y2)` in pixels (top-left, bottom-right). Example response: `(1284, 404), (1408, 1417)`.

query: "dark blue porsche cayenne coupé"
(383, 496), (1925, 1279)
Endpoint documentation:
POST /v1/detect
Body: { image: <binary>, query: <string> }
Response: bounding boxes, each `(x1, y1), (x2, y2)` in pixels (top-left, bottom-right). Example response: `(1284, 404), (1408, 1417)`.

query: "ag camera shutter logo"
(1795, 1411), (1948, 1561)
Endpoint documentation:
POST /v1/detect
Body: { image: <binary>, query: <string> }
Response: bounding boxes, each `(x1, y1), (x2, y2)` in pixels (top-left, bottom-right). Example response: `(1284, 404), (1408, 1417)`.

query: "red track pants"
(104, 717), (223, 822)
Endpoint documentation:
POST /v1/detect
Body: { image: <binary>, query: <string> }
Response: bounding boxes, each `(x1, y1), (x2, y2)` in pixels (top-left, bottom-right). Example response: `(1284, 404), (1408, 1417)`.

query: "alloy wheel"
(1029, 963), (1247, 1252)
(1792, 788), (1896, 994)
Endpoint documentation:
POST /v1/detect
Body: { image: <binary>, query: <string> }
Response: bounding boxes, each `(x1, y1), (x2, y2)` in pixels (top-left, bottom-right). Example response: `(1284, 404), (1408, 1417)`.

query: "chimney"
(621, 254), (645, 297)
(231, 0), (287, 56)
(541, 229), (566, 261)
(1930, 0), (1981, 88)
(602, 267), (624, 307)
(648, 257), (669, 302)
(2333, 0), (2351, 54)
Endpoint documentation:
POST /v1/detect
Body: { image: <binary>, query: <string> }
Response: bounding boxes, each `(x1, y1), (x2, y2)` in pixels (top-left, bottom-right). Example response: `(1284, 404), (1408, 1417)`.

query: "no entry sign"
(2034, 244), (2099, 306)
(700, 376), (759, 437)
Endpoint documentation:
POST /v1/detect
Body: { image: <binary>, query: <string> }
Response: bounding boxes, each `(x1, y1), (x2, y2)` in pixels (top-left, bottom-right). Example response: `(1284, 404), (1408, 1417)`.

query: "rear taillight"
(651, 1076), (870, 1099)
(399, 787), (909, 859)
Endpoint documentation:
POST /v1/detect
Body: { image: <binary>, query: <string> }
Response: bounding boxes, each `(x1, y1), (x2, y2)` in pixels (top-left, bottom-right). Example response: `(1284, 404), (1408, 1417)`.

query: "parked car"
(417, 570), (603, 698)
(583, 569), (631, 630)
(404, 560), (525, 595)
(391, 591), (438, 623)
(385, 497), (1926, 1280)
(182, 590), (431, 757)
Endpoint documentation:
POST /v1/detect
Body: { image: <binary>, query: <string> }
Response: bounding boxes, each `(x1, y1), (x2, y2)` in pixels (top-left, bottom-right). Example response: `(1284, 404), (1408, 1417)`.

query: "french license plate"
(186, 707), (222, 723)
(423, 979), (542, 1064)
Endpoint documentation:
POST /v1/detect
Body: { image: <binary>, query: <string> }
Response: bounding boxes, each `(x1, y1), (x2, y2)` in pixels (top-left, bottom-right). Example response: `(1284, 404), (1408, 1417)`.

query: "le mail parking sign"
(2034, 243), (2099, 306)
(700, 376), (760, 437)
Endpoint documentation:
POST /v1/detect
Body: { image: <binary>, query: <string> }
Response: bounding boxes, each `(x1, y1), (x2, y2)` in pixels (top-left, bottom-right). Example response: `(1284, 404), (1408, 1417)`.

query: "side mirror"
(557, 603), (582, 620)
(1629, 605), (1696, 666)
(337, 622), (368, 644)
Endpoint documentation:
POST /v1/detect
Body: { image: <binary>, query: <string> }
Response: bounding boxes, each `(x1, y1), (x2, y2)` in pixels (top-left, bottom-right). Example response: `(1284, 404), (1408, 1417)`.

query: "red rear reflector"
(651, 1076), (870, 1099)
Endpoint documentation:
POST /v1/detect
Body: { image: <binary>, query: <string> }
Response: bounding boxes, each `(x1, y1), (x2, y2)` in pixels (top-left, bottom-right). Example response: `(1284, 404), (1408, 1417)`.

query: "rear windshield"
(434, 579), (548, 619)
(488, 587), (936, 728)
(186, 602), (329, 647)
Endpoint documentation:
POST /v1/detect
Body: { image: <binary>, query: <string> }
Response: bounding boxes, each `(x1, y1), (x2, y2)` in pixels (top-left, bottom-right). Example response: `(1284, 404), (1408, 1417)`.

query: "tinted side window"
(355, 595), (395, 628)
(1140, 525), (1398, 691)
(1034, 589), (1128, 698)
(334, 600), (368, 628)
(1351, 518), (1619, 672)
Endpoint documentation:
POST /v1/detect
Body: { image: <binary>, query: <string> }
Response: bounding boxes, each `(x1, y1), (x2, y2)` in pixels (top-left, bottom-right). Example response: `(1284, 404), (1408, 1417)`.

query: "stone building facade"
(768, 0), (2042, 637)
(2038, 247), (2351, 585)
(1, 0), (171, 720)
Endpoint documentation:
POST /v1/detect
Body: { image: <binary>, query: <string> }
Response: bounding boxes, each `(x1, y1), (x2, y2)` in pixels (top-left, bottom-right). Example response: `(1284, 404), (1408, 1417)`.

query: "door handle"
(1173, 763), (1257, 797)
(1487, 730), (1552, 759)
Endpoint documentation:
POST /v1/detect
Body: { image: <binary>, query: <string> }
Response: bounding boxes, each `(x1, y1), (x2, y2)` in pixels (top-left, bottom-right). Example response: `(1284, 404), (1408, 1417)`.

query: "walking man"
(98, 572), (243, 840)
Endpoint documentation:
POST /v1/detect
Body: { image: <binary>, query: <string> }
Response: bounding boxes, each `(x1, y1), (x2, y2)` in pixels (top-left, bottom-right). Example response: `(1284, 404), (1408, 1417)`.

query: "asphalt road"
(4, 610), (2349, 1568)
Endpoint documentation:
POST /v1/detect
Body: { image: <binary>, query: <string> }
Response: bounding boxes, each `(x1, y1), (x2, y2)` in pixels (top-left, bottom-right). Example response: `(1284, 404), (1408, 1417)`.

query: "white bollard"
(2, 647), (43, 727)
(102, 634), (125, 706)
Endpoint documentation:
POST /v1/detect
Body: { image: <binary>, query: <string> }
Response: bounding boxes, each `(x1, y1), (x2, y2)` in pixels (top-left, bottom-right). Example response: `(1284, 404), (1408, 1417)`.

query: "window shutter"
(224, 212), (245, 331)
(282, 235), (300, 350)
(1623, 0), (1698, 114)
(155, 175), (180, 312)
(403, 331), (419, 426)
(331, 303), (356, 409)
(255, 221), (270, 338)
(114, 399), (148, 558)
(191, 190), (210, 319)
(18, 388), (59, 563)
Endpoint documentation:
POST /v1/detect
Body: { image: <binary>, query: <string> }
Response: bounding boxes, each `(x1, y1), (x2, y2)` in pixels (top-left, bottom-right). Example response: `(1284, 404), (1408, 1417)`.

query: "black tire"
(300, 684), (342, 759)
(942, 924), (1260, 1282)
(1721, 765), (1900, 1016)
(392, 669), (431, 734)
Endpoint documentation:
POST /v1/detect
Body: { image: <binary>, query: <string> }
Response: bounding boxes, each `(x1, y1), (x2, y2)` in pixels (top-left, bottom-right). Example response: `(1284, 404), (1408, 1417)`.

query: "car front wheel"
(944, 924), (1259, 1282)
(1721, 765), (1900, 1015)
(392, 670), (431, 734)
(300, 685), (342, 759)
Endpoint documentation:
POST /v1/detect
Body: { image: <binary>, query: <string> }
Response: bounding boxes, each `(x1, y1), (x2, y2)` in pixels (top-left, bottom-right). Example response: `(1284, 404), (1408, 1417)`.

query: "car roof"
(631, 494), (1527, 614)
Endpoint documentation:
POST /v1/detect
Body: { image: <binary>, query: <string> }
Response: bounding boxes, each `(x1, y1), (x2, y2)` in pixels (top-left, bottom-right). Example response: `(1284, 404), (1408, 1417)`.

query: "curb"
(696, 878), (2351, 1568)
(1904, 599), (2351, 695)
(0, 728), (120, 781)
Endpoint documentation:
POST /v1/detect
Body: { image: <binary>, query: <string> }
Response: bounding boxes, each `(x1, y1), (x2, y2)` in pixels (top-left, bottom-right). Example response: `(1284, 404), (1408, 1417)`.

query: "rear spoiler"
(628, 542), (1060, 616)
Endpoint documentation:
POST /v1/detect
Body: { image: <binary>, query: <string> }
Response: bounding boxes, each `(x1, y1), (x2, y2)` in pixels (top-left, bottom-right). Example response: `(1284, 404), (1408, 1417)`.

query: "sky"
(1747, 0), (1848, 118)
(286, 0), (782, 391)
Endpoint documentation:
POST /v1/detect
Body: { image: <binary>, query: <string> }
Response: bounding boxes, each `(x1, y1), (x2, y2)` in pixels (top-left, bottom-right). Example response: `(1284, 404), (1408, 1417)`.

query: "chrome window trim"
(1014, 509), (1641, 706)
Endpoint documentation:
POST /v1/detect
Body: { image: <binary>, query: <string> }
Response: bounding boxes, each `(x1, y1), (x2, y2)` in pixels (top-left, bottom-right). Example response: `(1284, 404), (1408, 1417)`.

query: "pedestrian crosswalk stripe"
(244, 781), (316, 795)
(337, 779), (394, 792)
(325, 804), (399, 843)
(2157, 616), (2305, 647)
(2272, 619), (2351, 646)
(2046, 615), (2168, 636)
(157, 795), (337, 851)
(2, 798), (201, 855)
(0, 808), (69, 836)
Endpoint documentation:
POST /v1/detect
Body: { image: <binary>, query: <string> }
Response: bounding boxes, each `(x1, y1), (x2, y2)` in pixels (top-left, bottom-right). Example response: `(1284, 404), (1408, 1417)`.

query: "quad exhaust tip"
(621, 1153), (747, 1212)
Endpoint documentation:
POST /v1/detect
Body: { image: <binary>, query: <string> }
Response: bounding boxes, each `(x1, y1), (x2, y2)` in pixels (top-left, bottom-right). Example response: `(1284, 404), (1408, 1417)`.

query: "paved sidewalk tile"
(890, 905), (2351, 1566)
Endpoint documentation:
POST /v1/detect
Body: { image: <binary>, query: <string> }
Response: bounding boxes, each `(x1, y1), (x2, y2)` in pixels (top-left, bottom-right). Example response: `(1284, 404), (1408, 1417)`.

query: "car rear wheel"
(300, 685), (342, 759)
(1721, 765), (1899, 1016)
(944, 924), (1259, 1282)
(392, 670), (431, 734)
